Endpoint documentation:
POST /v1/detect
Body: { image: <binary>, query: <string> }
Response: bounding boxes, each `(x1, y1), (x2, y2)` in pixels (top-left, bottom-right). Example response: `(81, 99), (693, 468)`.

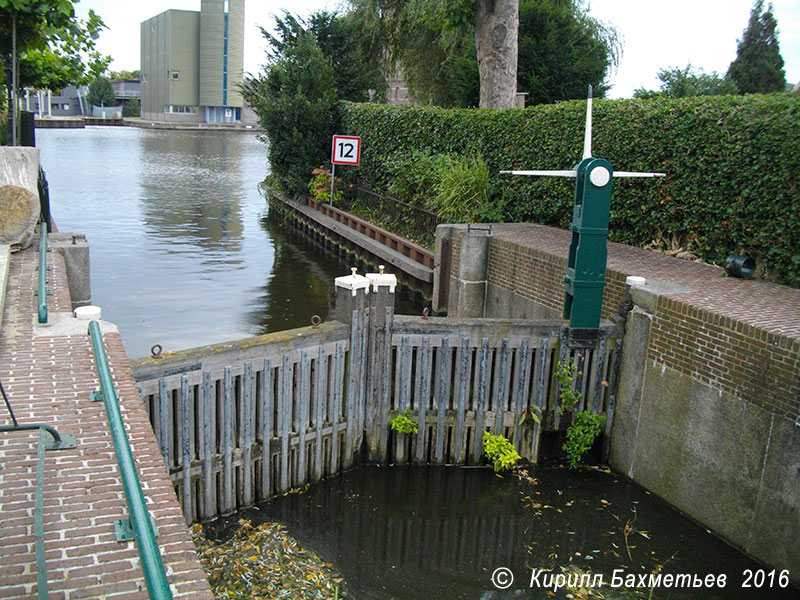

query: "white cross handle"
(499, 169), (666, 178)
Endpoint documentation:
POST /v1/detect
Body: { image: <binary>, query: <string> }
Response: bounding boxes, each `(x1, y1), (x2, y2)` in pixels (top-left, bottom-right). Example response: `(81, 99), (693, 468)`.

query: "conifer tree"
(727, 0), (786, 93)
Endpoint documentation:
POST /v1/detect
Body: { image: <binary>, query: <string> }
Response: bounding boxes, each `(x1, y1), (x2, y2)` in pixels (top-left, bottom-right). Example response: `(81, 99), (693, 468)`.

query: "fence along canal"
(131, 270), (622, 524)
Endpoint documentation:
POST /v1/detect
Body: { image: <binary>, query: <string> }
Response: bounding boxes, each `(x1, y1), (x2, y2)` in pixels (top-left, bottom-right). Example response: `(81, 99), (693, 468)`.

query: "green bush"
(390, 409), (418, 435)
(563, 411), (606, 469)
(482, 431), (521, 473)
(340, 95), (800, 286)
(429, 154), (490, 223)
(244, 33), (338, 198)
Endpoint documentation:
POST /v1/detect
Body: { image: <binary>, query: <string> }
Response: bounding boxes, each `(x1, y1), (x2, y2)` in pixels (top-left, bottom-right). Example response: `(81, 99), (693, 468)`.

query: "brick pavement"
(0, 245), (213, 600)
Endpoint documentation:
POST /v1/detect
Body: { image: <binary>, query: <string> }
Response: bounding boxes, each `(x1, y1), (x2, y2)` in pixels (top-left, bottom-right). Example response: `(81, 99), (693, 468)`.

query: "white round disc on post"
(589, 166), (611, 188)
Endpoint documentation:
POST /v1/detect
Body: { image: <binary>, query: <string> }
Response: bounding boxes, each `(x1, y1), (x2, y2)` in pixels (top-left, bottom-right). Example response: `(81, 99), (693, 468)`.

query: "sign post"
(330, 135), (361, 205)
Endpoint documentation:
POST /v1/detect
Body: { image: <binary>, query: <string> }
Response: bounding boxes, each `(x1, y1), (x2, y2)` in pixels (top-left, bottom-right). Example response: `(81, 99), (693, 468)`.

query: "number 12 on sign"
(329, 135), (361, 205)
(331, 135), (361, 165)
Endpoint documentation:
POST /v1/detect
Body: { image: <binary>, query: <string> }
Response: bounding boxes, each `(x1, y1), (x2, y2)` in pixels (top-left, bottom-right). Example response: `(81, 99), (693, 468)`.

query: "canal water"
(211, 465), (798, 600)
(36, 126), (421, 358)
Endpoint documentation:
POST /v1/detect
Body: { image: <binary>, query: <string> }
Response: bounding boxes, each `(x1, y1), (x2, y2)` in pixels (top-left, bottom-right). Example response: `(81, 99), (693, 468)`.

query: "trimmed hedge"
(340, 95), (800, 286)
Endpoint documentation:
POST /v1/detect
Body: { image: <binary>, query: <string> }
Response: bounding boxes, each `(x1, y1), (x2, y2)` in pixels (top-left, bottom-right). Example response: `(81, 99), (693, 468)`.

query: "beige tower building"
(141, 0), (244, 123)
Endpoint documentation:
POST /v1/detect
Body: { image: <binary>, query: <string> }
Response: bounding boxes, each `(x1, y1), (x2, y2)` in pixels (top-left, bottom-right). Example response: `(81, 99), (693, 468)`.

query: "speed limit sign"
(331, 135), (361, 165)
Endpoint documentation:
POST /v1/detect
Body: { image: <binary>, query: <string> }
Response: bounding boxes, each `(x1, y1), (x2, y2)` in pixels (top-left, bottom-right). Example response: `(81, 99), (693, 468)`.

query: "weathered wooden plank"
(414, 337), (431, 463)
(202, 371), (215, 520)
(603, 338), (623, 461)
(591, 338), (607, 414)
(297, 351), (309, 484)
(180, 375), (192, 523)
(314, 347), (325, 481)
(494, 338), (510, 435)
(454, 337), (469, 464)
(345, 314), (359, 469)
(377, 310), (392, 462)
(331, 342), (344, 473)
(395, 336), (411, 463)
(158, 379), (171, 469)
(242, 362), (253, 507)
(280, 354), (291, 492)
(260, 359), (272, 500)
(553, 334), (569, 429)
(434, 337), (450, 463)
(222, 366), (234, 514)
(531, 338), (551, 463)
(512, 339), (530, 450)
(473, 338), (489, 461)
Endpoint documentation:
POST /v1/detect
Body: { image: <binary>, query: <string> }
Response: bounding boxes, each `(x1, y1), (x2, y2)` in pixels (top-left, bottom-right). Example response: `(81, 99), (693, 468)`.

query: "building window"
(141, 74), (148, 83)
(62, 104), (70, 111)
(170, 70), (181, 80)
(164, 105), (197, 114)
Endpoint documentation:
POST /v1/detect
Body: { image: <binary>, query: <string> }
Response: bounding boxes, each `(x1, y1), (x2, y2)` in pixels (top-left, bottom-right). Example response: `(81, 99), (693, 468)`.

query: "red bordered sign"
(331, 135), (361, 165)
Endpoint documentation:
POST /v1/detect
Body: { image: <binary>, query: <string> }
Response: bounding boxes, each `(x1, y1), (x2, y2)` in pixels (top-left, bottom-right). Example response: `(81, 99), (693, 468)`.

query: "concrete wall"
(434, 223), (800, 578)
(613, 283), (800, 579)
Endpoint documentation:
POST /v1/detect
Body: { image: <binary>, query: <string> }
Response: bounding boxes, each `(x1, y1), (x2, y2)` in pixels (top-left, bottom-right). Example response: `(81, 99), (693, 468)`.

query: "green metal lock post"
(563, 157), (613, 329)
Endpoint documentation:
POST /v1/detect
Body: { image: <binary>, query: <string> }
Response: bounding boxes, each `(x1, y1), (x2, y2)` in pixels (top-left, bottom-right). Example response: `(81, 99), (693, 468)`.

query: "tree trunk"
(473, 0), (519, 109)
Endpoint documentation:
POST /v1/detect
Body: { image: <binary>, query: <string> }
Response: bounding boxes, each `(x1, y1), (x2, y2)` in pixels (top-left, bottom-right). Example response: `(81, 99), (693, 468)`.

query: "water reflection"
(138, 130), (244, 253)
(214, 466), (798, 600)
(36, 127), (407, 358)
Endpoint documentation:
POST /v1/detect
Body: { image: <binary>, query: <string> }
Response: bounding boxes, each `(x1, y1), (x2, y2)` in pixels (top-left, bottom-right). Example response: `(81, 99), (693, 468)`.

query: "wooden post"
(365, 267), (396, 462)
(334, 268), (370, 468)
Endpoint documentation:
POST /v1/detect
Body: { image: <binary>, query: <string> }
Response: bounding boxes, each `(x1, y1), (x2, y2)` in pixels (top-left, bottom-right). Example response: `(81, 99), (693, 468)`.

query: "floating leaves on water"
(192, 519), (346, 599)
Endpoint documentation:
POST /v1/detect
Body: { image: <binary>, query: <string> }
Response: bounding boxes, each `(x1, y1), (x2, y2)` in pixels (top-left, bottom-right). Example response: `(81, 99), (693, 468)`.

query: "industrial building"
(140, 0), (244, 123)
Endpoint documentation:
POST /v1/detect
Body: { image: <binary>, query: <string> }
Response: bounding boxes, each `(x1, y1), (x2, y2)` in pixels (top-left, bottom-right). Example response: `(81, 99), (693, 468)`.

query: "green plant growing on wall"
(390, 409), (418, 435)
(482, 431), (520, 473)
(563, 411), (606, 469)
(554, 355), (583, 414)
(554, 355), (606, 469)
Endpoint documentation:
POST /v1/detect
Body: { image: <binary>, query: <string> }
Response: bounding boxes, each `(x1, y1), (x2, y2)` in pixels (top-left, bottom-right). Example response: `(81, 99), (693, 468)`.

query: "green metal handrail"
(88, 321), (173, 600)
(37, 222), (48, 324)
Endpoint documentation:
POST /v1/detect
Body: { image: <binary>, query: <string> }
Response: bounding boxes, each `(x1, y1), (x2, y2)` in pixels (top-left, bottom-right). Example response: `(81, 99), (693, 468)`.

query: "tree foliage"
(348, 0), (617, 107)
(0, 0), (110, 91)
(245, 10), (386, 197)
(244, 31), (338, 198)
(518, 0), (618, 105)
(727, 0), (785, 93)
(634, 64), (738, 99)
(259, 10), (385, 102)
(87, 76), (115, 107)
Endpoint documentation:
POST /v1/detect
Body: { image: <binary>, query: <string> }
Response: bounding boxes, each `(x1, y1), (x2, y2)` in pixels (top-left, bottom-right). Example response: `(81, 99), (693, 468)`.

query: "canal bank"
(0, 240), (213, 599)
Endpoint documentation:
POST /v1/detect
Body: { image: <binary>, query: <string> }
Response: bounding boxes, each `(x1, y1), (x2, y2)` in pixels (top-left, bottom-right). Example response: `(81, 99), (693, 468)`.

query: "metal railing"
(88, 321), (173, 600)
(37, 223), (48, 323)
(1, 380), (73, 600)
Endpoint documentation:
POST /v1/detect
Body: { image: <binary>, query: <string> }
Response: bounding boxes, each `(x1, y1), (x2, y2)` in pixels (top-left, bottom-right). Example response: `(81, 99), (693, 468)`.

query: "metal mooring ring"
(151, 344), (163, 359)
(422, 307), (430, 320)
(311, 315), (322, 329)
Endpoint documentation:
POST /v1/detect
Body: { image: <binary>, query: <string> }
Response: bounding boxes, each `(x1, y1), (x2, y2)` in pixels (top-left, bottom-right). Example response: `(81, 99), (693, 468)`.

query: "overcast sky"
(75, 0), (800, 98)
